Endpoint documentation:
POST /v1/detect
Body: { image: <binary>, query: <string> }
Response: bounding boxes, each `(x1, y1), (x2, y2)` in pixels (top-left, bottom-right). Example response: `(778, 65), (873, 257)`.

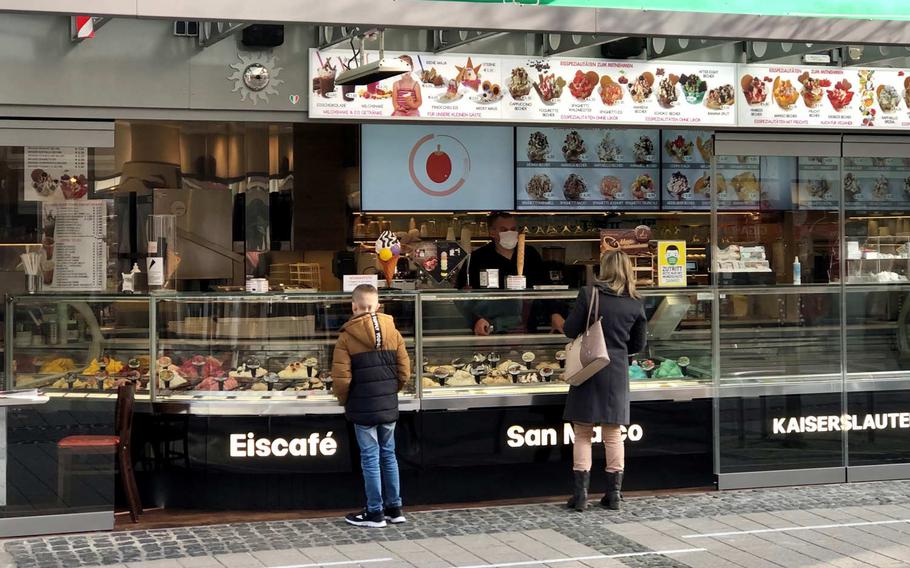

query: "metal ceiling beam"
(198, 21), (249, 48)
(843, 45), (910, 67)
(746, 41), (839, 63)
(543, 34), (624, 56)
(646, 37), (729, 60)
(318, 26), (362, 50)
(432, 30), (505, 53)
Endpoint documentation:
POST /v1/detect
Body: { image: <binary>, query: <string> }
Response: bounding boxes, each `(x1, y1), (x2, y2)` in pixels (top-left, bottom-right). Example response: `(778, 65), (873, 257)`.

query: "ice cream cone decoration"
(380, 256), (398, 286)
(375, 230), (402, 288)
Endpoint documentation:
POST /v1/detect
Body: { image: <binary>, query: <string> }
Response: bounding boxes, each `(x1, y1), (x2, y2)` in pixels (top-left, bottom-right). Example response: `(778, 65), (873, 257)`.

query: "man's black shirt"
(455, 241), (546, 289)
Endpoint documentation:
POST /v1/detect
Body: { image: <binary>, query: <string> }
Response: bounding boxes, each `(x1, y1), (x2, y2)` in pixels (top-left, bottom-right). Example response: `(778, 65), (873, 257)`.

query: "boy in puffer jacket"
(332, 284), (410, 528)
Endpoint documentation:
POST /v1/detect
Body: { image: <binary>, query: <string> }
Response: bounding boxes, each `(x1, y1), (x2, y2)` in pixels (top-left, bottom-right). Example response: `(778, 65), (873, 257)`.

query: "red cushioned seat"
(58, 435), (120, 449)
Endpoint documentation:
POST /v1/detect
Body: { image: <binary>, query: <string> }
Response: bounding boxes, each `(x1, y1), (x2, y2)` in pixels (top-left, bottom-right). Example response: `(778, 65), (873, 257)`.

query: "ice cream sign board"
(310, 49), (737, 127)
(313, 50), (910, 131)
(737, 65), (910, 130)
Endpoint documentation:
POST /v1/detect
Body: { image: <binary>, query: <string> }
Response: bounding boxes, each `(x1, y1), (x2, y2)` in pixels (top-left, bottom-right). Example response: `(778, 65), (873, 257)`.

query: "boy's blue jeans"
(354, 422), (402, 514)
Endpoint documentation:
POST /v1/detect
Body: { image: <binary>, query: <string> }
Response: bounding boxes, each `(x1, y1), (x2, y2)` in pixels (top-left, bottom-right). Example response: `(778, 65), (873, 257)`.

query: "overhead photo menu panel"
(796, 157), (840, 211)
(738, 65), (910, 130)
(515, 127), (660, 211)
(660, 129), (713, 211)
(500, 58), (737, 127)
(312, 49), (910, 131)
(310, 49), (737, 127)
(844, 157), (910, 212)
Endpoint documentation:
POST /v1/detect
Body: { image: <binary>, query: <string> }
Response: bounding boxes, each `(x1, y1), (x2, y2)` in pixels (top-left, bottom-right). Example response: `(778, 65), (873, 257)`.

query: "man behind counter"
(456, 211), (566, 336)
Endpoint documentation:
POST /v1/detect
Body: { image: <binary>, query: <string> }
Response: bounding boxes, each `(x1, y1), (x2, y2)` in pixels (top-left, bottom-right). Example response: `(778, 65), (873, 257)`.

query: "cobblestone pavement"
(7, 480), (910, 568)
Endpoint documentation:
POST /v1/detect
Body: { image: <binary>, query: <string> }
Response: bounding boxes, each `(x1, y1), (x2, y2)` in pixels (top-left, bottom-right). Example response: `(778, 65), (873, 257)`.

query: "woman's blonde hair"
(598, 250), (641, 299)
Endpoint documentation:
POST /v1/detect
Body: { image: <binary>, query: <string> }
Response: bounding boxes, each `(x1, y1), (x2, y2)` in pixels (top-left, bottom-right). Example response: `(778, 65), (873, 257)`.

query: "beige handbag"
(563, 287), (610, 386)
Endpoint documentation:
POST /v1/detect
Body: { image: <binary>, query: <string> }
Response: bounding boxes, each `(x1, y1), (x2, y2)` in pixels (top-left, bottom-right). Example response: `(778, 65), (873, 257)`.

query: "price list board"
(43, 201), (107, 292)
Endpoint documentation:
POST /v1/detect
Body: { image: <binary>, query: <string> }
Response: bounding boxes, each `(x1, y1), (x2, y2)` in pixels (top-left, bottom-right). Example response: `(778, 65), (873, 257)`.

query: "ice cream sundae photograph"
(312, 58), (337, 98)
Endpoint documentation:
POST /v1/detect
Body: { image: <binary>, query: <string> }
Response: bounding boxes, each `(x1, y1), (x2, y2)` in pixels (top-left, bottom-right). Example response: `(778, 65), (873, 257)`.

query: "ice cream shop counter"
(5, 290), (712, 410)
(3, 290), (717, 510)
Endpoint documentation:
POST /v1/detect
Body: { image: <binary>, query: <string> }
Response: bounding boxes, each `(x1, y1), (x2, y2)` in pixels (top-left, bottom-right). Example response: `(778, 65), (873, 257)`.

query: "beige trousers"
(572, 422), (624, 473)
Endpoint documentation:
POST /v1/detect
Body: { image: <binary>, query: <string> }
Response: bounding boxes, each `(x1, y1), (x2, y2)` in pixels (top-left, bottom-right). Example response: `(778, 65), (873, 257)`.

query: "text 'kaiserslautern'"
(773, 413), (910, 435)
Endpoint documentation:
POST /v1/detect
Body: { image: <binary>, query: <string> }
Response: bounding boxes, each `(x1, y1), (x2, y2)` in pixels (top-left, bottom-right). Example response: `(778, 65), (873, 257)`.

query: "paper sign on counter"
(657, 241), (687, 287)
(343, 274), (379, 292)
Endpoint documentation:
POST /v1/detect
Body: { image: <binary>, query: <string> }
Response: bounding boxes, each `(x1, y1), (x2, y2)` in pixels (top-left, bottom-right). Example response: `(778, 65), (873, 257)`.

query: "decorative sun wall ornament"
(228, 52), (284, 104)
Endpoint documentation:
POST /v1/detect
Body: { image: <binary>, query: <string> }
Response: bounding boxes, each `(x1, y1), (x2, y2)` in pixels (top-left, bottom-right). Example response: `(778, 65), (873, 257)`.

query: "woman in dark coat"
(563, 250), (647, 512)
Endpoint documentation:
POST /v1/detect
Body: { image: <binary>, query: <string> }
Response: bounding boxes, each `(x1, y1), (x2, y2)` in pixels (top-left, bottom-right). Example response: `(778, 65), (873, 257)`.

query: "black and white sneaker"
(345, 509), (387, 528)
(384, 506), (406, 524)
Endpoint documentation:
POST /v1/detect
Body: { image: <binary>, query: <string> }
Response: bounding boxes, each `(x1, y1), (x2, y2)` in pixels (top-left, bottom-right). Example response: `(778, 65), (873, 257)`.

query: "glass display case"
(718, 286), (842, 389)
(8, 291), (710, 411)
(151, 292), (418, 413)
(5, 295), (150, 399)
(417, 289), (712, 409)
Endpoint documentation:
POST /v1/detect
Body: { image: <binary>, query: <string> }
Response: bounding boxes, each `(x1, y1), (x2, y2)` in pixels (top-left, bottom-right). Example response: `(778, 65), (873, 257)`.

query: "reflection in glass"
(844, 157), (910, 284)
(10, 298), (150, 396)
(846, 288), (910, 376)
(420, 292), (711, 397)
(715, 156), (839, 287)
(155, 295), (417, 400)
(719, 291), (841, 383)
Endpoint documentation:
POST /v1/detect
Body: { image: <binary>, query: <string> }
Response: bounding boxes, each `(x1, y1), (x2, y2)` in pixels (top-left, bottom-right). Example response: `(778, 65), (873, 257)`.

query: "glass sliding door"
(842, 136), (910, 482)
(712, 133), (845, 489)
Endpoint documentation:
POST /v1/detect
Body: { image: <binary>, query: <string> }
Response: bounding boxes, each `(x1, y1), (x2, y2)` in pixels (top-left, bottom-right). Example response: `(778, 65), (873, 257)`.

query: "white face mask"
(498, 230), (519, 250)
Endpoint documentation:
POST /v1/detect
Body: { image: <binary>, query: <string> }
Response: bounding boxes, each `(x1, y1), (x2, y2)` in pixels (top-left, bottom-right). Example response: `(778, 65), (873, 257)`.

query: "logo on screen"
(408, 134), (471, 197)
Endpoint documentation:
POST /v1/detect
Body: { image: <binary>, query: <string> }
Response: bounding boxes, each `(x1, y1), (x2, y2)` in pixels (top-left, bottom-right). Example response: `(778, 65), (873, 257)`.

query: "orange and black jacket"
(331, 312), (410, 426)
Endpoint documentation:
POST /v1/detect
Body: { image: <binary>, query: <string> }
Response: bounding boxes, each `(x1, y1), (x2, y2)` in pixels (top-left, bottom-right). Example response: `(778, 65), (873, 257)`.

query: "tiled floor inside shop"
(9, 480), (910, 567)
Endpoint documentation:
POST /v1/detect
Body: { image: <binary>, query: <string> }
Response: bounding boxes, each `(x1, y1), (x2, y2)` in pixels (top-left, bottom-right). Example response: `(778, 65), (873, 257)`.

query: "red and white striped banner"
(74, 16), (94, 39)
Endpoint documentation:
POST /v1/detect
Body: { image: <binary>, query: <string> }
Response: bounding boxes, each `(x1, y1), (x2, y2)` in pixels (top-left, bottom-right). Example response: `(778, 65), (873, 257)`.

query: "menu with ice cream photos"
(660, 130), (713, 211)
(515, 127), (660, 211)
(310, 49), (736, 127)
(501, 58), (736, 126)
(738, 65), (910, 129)
(312, 49), (910, 131)
(843, 157), (910, 212)
(310, 50), (502, 121)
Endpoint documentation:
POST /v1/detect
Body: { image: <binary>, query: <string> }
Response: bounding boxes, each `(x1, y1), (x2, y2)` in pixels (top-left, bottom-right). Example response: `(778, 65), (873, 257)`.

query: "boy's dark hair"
(487, 211), (514, 225)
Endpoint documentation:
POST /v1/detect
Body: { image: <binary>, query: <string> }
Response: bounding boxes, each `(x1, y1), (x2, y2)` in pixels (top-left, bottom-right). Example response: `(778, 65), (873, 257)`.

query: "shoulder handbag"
(562, 286), (611, 386)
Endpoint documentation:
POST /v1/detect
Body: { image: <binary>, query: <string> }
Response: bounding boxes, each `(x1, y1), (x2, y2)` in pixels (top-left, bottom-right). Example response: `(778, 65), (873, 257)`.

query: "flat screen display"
(361, 124), (514, 211)
(515, 127), (660, 211)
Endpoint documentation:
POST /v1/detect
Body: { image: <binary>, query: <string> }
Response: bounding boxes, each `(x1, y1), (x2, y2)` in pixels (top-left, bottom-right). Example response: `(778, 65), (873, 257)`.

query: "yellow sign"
(657, 241), (687, 287)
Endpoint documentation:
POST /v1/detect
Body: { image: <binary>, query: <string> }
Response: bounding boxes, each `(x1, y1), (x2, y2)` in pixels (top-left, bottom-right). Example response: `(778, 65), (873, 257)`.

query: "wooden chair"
(57, 381), (142, 522)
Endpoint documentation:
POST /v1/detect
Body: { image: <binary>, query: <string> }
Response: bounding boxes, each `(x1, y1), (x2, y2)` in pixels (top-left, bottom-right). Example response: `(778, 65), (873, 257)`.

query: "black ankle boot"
(601, 470), (624, 510)
(566, 470), (589, 512)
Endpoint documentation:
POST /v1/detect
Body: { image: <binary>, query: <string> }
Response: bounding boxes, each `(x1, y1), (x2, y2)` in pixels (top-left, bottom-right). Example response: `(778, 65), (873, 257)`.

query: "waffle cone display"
(380, 256), (399, 287)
